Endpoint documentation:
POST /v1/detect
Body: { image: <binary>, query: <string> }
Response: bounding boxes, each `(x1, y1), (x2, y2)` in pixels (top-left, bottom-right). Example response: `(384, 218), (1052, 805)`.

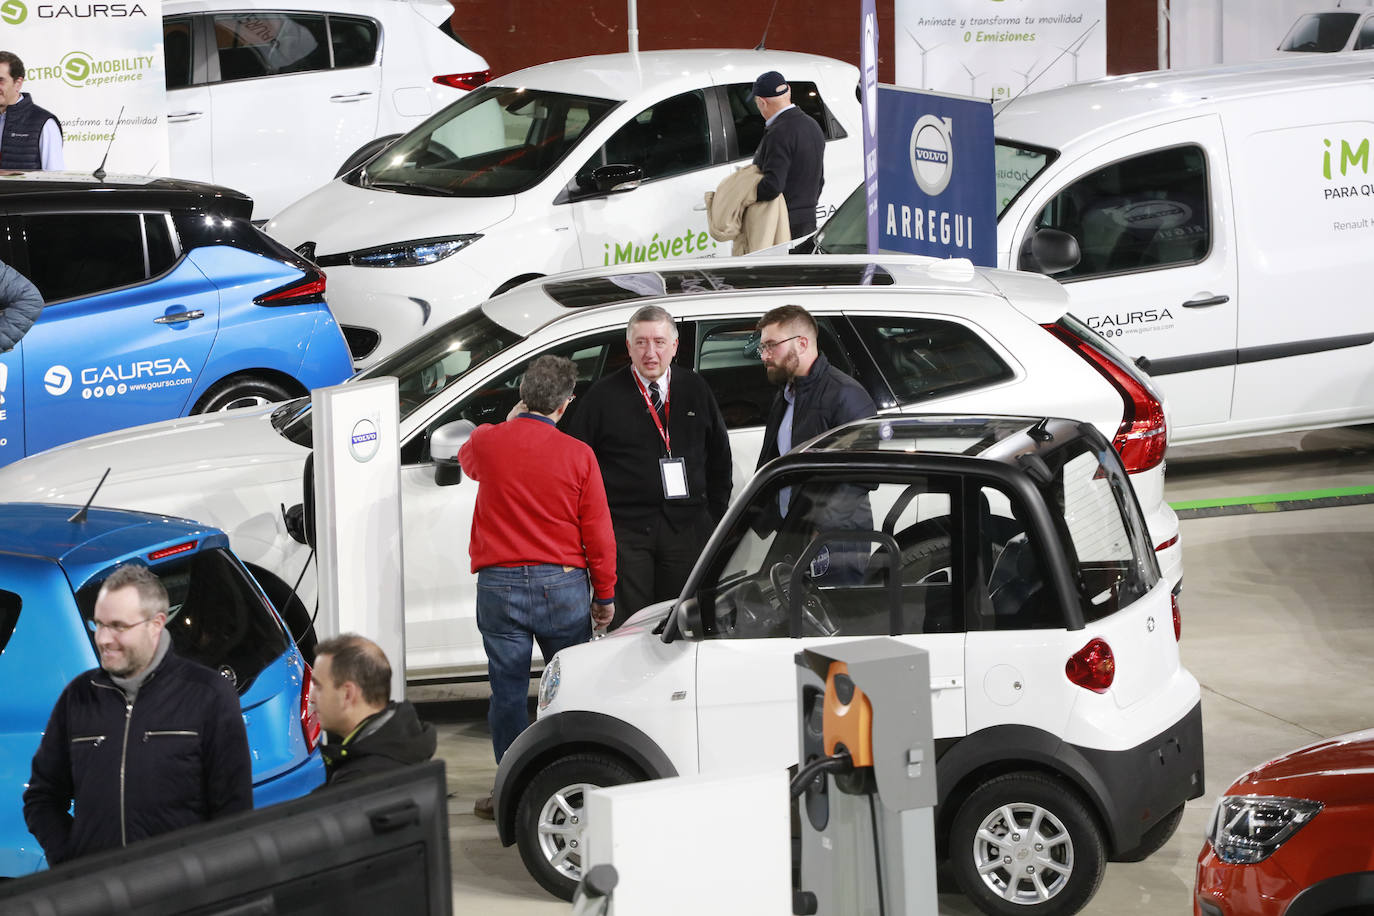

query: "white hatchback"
(163, 0), (491, 219)
(265, 49), (863, 367)
(0, 254), (1181, 687)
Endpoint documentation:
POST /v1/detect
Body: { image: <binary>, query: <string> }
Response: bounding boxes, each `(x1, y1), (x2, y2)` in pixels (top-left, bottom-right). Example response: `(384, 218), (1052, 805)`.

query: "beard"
(764, 348), (799, 386)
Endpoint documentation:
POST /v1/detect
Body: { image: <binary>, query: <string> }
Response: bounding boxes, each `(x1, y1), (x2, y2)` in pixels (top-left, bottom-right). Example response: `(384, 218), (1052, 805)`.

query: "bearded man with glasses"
(24, 563), (252, 864)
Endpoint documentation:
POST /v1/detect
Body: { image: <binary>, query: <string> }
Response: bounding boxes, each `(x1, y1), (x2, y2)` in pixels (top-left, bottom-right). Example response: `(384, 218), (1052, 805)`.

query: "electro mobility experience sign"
(877, 85), (995, 265)
(2, 0), (168, 173)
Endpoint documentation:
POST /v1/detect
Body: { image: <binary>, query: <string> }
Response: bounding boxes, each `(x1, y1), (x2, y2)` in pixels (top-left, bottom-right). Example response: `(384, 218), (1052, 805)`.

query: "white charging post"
(312, 377), (406, 699)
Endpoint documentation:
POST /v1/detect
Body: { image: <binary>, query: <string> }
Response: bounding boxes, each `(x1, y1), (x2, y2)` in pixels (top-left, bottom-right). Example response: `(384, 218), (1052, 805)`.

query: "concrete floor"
(424, 427), (1374, 914)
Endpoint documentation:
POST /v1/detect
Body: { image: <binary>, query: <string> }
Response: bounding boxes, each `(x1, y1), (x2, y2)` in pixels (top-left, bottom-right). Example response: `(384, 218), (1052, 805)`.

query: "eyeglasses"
(86, 617), (156, 635)
(758, 335), (801, 355)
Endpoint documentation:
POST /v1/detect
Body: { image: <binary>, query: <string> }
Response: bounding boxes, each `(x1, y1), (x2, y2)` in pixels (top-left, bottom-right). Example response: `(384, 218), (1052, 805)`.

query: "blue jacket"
(0, 259), (42, 351)
(23, 649), (253, 864)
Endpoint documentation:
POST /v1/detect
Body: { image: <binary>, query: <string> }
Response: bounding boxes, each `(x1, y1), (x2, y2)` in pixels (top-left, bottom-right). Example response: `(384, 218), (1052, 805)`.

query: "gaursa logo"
(909, 114), (955, 196)
(44, 365), (72, 396)
(40, 2), (146, 16)
(0, 0), (26, 23)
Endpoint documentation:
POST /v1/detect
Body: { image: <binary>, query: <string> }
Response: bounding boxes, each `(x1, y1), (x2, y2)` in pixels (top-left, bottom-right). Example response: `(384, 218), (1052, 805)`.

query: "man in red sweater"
(459, 355), (616, 818)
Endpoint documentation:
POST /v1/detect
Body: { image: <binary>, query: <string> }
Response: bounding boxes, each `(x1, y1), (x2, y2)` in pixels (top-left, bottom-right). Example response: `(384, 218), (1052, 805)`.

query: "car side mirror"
(671, 595), (702, 641)
(430, 419), (476, 487)
(1018, 227), (1081, 276)
(580, 164), (644, 195)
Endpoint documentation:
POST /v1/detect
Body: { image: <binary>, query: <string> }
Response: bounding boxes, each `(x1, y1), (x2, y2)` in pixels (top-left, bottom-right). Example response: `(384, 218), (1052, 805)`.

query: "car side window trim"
(16, 210), (184, 305)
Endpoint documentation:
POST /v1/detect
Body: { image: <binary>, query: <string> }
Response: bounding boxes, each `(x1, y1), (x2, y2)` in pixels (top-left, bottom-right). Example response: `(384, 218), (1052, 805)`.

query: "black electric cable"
(868, 792), (886, 916)
(789, 751), (854, 798)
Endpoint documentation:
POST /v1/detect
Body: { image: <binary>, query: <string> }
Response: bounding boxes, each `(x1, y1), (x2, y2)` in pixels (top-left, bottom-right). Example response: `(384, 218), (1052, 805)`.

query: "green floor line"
(1171, 486), (1374, 519)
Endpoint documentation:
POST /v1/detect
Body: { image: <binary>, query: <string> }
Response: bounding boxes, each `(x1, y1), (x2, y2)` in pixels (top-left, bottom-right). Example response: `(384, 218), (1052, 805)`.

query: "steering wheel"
(768, 562), (840, 638)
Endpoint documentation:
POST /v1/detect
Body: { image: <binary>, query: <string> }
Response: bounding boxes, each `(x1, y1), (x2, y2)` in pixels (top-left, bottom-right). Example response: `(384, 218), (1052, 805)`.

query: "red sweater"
(458, 415), (616, 601)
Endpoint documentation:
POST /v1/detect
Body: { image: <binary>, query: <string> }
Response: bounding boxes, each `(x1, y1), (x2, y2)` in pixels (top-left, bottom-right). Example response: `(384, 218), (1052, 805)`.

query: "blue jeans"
(476, 564), (592, 763)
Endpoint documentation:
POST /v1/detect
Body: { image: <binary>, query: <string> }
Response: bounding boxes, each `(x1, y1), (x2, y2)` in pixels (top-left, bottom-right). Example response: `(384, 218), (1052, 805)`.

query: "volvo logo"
(349, 418), (380, 463)
(909, 114), (955, 197)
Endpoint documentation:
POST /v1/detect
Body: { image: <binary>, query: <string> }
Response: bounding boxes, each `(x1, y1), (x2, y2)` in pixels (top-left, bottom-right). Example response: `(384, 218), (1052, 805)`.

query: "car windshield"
(812, 184), (868, 254)
(355, 85), (619, 197)
(994, 140), (1054, 217)
(1279, 12), (1359, 52)
(270, 310), (523, 446)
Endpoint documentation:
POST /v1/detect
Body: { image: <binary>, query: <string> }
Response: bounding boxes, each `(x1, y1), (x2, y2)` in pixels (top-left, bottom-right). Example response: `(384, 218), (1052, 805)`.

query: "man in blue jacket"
(750, 70), (825, 240)
(23, 564), (252, 865)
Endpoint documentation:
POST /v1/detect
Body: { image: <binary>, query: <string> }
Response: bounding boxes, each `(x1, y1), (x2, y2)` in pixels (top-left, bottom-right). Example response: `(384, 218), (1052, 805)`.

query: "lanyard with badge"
(634, 374), (689, 499)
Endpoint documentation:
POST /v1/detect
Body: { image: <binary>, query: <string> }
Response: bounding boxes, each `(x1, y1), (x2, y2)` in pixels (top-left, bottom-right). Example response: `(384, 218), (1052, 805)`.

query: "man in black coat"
(751, 70), (826, 240)
(24, 564), (252, 865)
(312, 634), (436, 788)
(562, 305), (732, 627)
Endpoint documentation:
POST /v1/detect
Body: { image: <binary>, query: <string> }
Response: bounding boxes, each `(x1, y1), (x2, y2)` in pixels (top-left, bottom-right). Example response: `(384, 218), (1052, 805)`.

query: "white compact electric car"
(164, 0), (491, 219)
(265, 48), (863, 367)
(0, 255), (1180, 686)
(492, 414), (1204, 915)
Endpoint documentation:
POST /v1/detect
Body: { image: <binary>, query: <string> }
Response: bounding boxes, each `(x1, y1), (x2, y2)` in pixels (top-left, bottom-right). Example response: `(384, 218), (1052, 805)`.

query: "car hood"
(1228, 728), (1374, 807)
(265, 179), (518, 255)
(0, 405), (307, 508)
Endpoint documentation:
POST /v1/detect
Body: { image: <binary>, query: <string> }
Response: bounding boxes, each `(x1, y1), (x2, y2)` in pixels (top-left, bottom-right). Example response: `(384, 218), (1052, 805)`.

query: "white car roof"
(483, 254), (1071, 338)
(995, 54), (1374, 152)
(489, 48), (858, 104)
(163, 0), (449, 19)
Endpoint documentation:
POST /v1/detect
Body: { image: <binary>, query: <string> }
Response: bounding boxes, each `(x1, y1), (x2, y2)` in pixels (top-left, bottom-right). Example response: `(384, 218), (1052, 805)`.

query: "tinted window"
(75, 550), (291, 694)
(695, 317), (855, 430)
(698, 471), (961, 639)
(330, 15), (379, 68)
(1356, 16), (1374, 50)
(1030, 145), (1210, 281)
(164, 18), (193, 90)
(851, 316), (1014, 404)
(724, 81), (842, 160)
(22, 212), (147, 301)
(974, 485), (1058, 630)
(145, 213), (179, 276)
(214, 13), (330, 82)
(581, 90), (711, 183)
(1279, 12), (1359, 51)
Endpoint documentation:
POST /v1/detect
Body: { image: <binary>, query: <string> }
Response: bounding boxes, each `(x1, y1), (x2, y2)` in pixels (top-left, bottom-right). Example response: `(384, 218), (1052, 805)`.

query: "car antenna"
(754, 0), (782, 49)
(67, 468), (112, 524)
(995, 20), (1099, 118)
(92, 106), (125, 183)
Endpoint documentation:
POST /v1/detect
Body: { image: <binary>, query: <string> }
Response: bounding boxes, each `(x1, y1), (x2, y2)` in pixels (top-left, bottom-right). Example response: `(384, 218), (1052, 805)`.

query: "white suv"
(493, 414), (1205, 916)
(163, 0), (491, 219)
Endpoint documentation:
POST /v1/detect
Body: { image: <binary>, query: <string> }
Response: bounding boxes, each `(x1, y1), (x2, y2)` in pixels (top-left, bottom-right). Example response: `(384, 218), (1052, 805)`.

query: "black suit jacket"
(562, 365), (732, 530)
(752, 105), (826, 237)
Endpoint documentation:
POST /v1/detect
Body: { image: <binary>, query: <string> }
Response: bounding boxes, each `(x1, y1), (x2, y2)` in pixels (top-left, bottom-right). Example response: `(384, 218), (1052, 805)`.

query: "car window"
(75, 550), (291, 695)
(399, 330), (631, 464)
(580, 90), (711, 183)
(694, 317), (856, 430)
(21, 213), (171, 302)
(0, 589), (18, 655)
(1356, 16), (1374, 50)
(1279, 12), (1359, 52)
(164, 18), (194, 90)
(329, 15), (378, 68)
(995, 140), (1056, 218)
(723, 80), (841, 160)
(213, 12), (331, 82)
(973, 485), (1059, 630)
(697, 471), (963, 639)
(1029, 145), (1210, 281)
(850, 315), (1014, 404)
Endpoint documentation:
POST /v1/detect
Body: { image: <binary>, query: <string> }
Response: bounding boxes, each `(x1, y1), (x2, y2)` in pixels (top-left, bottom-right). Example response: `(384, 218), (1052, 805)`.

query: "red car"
(1195, 729), (1374, 916)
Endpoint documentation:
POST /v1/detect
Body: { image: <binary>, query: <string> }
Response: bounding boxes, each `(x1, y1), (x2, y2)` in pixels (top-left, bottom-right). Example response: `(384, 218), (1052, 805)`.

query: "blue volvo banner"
(877, 86), (996, 265)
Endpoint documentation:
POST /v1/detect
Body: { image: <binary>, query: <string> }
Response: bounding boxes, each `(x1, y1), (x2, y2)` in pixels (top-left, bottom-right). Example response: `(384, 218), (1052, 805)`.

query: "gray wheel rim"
(536, 781), (597, 882)
(971, 801), (1075, 904)
(215, 393), (273, 411)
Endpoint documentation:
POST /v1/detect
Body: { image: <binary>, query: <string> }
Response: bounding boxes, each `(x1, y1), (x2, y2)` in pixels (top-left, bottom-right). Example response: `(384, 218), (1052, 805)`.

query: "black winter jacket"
(0, 93), (62, 171)
(23, 650), (253, 864)
(752, 105), (826, 238)
(319, 701), (437, 787)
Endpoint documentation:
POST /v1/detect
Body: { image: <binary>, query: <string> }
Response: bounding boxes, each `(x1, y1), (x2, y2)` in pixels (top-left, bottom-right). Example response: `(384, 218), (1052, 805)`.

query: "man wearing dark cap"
(750, 70), (825, 240)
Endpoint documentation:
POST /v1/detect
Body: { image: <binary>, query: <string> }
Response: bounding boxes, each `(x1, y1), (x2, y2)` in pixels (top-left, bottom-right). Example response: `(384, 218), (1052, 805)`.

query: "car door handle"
(1182, 294), (1229, 308)
(168, 111), (204, 123)
(930, 676), (963, 691)
(155, 310), (205, 324)
(329, 92), (373, 102)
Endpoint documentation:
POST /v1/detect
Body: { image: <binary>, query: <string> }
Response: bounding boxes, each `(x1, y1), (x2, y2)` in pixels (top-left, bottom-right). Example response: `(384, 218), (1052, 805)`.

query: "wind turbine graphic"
(905, 28), (942, 89)
(1012, 60), (1038, 90)
(961, 61), (985, 97)
(1054, 21), (1099, 83)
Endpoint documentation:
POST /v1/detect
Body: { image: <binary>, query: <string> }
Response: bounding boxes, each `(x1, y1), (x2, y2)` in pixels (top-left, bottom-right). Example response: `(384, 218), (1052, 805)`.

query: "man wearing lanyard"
(563, 305), (732, 628)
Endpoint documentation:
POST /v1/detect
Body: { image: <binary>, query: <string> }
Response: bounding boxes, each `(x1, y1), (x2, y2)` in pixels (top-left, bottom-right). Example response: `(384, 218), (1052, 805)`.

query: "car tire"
(194, 376), (296, 413)
(515, 752), (640, 901)
(1113, 802), (1184, 863)
(949, 772), (1106, 916)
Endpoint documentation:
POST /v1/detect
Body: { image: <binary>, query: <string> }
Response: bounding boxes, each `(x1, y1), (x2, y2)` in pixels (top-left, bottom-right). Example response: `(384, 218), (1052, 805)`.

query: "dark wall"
(451, 0), (1159, 84)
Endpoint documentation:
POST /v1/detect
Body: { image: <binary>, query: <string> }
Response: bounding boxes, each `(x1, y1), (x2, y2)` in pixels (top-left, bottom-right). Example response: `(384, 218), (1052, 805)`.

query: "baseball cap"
(750, 71), (789, 100)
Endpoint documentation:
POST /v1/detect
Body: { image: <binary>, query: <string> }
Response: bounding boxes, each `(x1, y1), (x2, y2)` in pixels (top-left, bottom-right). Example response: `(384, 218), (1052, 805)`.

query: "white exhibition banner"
(895, 0), (1106, 101)
(1, 0), (168, 173)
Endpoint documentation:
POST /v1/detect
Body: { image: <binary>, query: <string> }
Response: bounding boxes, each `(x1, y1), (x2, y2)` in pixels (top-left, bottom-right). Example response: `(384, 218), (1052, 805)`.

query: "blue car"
(0, 172), (353, 467)
(0, 502), (325, 875)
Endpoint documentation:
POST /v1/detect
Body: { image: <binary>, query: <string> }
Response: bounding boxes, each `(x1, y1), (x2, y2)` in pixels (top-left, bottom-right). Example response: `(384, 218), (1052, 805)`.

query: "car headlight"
(1207, 795), (1323, 864)
(537, 655), (560, 711)
(346, 235), (482, 268)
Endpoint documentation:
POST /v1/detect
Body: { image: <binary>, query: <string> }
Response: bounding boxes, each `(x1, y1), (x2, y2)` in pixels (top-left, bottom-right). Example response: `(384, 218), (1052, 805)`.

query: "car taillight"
(148, 540), (197, 560)
(255, 266), (326, 307)
(1172, 591), (1182, 641)
(1043, 323), (1167, 473)
(301, 662), (321, 753)
(433, 70), (491, 90)
(1065, 637), (1115, 693)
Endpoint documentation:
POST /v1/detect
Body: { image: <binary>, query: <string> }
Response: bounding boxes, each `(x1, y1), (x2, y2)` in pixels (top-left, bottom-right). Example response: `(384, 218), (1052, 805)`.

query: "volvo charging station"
(792, 639), (939, 916)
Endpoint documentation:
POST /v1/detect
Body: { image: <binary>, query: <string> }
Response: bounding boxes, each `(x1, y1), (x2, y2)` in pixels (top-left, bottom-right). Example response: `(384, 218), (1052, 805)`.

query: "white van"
(819, 55), (1374, 444)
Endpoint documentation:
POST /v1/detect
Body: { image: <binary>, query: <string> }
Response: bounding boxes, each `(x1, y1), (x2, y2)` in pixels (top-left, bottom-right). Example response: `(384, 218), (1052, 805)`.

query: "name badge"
(660, 457), (689, 499)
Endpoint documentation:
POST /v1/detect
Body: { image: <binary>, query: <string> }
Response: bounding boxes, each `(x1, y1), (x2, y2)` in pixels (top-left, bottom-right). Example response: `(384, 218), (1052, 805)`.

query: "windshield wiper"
(270, 396), (311, 432)
(367, 180), (461, 197)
